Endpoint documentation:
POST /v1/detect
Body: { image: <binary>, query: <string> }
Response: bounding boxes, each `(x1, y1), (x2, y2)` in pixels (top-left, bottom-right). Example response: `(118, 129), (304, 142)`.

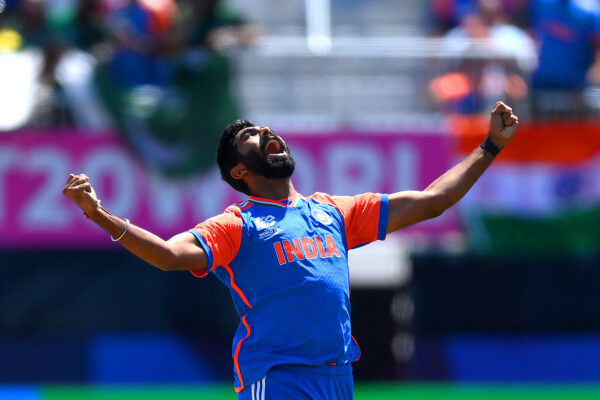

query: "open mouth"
(264, 137), (286, 156)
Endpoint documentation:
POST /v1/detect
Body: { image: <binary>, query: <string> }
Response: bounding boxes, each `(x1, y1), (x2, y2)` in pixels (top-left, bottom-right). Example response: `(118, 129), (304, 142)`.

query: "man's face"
(235, 126), (296, 179)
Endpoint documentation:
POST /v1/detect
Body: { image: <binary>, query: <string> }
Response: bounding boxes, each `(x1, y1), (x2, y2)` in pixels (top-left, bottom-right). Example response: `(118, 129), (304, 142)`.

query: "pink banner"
(0, 130), (458, 248)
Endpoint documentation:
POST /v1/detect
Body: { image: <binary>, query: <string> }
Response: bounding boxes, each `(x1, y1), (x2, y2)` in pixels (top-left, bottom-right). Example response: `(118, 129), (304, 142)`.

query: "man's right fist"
(62, 173), (100, 215)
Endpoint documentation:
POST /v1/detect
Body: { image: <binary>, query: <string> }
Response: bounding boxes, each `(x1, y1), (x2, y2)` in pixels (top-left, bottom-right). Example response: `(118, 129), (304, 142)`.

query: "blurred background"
(1, 0), (600, 399)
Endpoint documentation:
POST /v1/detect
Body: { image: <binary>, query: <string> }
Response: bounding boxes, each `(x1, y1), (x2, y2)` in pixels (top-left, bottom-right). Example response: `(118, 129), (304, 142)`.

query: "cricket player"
(63, 101), (518, 399)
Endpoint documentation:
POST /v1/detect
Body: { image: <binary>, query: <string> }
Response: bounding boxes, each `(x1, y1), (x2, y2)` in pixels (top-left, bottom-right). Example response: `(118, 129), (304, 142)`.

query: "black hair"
(216, 119), (254, 195)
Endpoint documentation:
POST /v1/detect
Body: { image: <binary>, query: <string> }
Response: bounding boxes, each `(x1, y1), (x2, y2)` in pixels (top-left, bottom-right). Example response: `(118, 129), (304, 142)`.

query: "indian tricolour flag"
(451, 117), (600, 256)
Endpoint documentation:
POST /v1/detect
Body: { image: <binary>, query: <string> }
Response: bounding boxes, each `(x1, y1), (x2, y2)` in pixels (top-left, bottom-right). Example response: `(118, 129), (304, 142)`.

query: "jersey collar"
(248, 193), (302, 208)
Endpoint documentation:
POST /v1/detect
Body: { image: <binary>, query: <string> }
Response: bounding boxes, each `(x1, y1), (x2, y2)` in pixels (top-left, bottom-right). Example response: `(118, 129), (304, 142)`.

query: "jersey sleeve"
(313, 192), (389, 249)
(187, 206), (243, 278)
(594, 12), (600, 42)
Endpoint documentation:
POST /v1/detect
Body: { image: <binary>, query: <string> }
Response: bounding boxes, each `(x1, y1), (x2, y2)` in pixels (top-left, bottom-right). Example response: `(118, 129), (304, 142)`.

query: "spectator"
(102, 0), (178, 88)
(430, 0), (537, 114)
(95, 0), (259, 176)
(0, 0), (66, 129)
(0, 0), (112, 131)
(430, 0), (478, 35)
(529, 0), (600, 118)
(429, 0), (532, 34)
(51, 0), (113, 132)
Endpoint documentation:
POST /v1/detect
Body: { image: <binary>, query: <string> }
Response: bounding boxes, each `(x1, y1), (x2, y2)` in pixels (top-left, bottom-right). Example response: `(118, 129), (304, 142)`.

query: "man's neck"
(248, 178), (297, 200)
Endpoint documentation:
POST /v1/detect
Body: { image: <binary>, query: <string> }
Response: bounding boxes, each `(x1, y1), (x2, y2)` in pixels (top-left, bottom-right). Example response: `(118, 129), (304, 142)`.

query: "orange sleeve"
(188, 206), (243, 278)
(311, 192), (389, 249)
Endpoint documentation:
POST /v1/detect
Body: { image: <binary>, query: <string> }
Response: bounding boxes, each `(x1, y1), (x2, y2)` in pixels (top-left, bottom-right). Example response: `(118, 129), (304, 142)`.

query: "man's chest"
(229, 207), (350, 291)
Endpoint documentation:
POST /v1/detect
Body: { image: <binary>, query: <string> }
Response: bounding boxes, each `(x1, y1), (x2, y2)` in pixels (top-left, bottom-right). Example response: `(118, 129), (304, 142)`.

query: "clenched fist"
(62, 174), (100, 215)
(488, 101), (519, 150)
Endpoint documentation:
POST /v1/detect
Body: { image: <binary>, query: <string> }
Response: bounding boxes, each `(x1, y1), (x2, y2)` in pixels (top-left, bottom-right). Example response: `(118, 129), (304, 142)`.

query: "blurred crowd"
(0, 0), (257, 176)
(429, 0), (600, 117)
(0, 0), (598, 176)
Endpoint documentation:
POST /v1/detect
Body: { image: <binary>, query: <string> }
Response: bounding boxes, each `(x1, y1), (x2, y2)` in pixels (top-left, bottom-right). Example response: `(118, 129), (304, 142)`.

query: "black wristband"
(480, 138), (500, 156)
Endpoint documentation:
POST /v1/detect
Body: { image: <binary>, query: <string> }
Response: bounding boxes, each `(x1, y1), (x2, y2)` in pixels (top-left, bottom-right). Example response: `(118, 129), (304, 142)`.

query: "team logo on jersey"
(256, 215), (283, 240)
(311, 209), (333, 226)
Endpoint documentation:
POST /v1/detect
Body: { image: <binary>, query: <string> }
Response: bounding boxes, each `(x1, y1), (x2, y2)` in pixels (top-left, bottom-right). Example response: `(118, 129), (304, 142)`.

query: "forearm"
(86, 206), (180, 271)
(387, 101), (517, 233)
(62, 173), (207, 272)
(424, 145), (495, 212)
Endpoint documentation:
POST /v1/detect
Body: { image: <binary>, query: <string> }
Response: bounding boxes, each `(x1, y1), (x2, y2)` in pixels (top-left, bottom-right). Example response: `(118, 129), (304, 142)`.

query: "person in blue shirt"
(62, 101), (518, 399)
(530, 0), (600, 117)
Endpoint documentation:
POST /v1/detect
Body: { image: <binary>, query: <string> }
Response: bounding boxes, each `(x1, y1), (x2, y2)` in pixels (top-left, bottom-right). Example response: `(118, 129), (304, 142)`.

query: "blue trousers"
(238, 364), (353, 400)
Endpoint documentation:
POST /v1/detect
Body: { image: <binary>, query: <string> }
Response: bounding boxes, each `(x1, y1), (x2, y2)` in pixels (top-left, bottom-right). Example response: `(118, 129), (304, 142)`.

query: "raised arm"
(62, 174), (208, 272)
(386, 101), (518, 233)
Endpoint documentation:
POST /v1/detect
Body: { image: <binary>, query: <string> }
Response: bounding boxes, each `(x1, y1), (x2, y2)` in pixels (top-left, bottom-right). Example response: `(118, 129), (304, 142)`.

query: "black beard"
(240, 138), (296, 179)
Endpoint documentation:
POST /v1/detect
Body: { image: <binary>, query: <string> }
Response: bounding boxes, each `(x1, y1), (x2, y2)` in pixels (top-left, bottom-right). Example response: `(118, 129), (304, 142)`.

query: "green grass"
(354, 384), (600, 400)
(43, 385), (234, 400)
(37, 384), (600, 400)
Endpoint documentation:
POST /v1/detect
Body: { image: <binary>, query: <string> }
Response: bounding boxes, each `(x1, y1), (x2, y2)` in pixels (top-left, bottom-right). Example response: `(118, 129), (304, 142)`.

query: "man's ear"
(230, 162), (247, 181)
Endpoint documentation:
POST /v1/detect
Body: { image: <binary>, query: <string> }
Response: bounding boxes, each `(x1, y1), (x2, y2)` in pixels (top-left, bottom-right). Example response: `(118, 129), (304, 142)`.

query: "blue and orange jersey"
(188, 192), (389, 393)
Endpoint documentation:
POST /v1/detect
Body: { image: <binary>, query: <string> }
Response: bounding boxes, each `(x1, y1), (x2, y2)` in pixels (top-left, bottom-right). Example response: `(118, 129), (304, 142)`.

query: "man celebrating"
(63, 101), (518, 399)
